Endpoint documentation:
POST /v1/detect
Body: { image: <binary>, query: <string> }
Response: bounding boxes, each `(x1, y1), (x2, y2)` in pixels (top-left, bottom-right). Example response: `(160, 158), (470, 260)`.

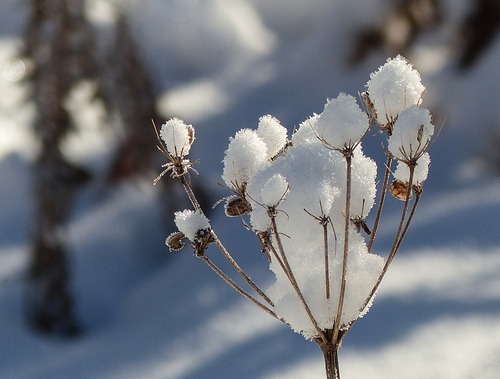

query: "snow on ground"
(1, 0), (500, 378)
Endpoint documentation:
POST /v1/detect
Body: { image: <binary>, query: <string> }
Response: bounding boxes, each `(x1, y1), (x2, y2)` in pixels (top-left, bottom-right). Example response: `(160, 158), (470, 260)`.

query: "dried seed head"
(389, 179), (413, 201)
(166, 231), (185, 251)
(225, 196), (252, 217)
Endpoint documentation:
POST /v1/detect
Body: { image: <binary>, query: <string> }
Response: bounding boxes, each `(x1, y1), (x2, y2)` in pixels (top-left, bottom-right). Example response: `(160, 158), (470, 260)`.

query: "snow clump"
(160, 117), (195, 157)
(174, 210), (210, 242)
(315, 93), (369, 149)
(222, 128), (269, 189)
(388, 106), (434, 162)
(366, 55), (425, 122)
(257, 115), (288, 158)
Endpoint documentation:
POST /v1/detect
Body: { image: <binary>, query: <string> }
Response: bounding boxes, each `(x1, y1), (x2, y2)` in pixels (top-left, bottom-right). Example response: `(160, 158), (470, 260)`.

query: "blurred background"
(0, 0), (499, 378)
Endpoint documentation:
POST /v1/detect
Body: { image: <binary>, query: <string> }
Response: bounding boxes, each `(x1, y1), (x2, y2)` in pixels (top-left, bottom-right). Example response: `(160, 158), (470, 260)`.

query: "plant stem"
(332, 153), (352, 345)
(367, 155), (392, 252)
(323, 221), (330, 299)
(201, 255), (281, 321)
(319, 341), (340, 379)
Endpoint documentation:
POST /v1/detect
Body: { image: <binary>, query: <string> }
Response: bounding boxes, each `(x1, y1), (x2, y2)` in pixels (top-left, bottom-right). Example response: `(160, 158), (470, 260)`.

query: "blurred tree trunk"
(23, 0), (95, 336)
(22, 0), (171, 337)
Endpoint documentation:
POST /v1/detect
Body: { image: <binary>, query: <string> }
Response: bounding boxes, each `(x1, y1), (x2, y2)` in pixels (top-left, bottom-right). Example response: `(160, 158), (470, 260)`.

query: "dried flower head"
(153, 120), (198, 184)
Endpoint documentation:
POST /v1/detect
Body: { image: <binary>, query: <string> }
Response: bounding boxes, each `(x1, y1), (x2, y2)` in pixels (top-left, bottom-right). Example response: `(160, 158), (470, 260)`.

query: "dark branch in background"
(347, 0), (500, 71)
(457, 0), (500, 70)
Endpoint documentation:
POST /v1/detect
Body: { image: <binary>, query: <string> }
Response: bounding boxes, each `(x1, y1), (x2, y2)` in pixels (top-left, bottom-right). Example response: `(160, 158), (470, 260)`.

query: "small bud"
(166, 231), (185, 251)
(389, 179), (413, 201)
(225, 196), (252, 217)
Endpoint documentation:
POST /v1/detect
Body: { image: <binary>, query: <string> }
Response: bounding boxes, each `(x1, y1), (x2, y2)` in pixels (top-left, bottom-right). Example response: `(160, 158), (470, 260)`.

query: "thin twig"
(212, 233), (275, 307)
(323, 220), (330, 299)
(201, 255), (281, 322)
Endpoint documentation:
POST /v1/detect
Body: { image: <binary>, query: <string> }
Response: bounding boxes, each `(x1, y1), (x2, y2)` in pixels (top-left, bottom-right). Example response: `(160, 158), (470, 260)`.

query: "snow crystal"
(174, 209), (210, 242)
(315, 93), (369, 149)
(257, 115), (288, 158)
(261, 174), (289, 206)
(160, 118), (195, 157)
(222, 128), (268, 189)
(366, 55), (425, 122)
(388, 106), (434, 161)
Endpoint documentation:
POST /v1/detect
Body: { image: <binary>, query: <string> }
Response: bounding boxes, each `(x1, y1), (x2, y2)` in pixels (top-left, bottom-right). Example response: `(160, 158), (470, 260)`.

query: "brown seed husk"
(389, 179), (413, 201)
(166, 231), (185, 251)
(225, 196), (251, 217)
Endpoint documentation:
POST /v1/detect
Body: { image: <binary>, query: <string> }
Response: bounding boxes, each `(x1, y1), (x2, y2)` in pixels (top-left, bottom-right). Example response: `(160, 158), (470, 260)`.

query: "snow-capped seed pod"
(389, 179), (413, 201)
(393, 152), (431, 185)
(222, 129), (268, 189)
(257, 115), (288, 159)
(225, 195), (252, 217)
(160, 118), (195, 157)
(166, 231), (185, 251)
(315, 93), (369, 150)
(174, 209), (210, 242)
(366, 55), (425, 123)
(388, 106), (434, 162)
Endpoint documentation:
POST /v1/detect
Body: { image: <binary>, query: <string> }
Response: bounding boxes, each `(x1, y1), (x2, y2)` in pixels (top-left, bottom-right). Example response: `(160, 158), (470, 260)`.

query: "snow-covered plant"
(154, 55), (437, 379)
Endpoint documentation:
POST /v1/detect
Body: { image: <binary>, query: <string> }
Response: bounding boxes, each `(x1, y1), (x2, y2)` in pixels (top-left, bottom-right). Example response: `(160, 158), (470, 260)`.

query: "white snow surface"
(1, 0), (500, 378)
